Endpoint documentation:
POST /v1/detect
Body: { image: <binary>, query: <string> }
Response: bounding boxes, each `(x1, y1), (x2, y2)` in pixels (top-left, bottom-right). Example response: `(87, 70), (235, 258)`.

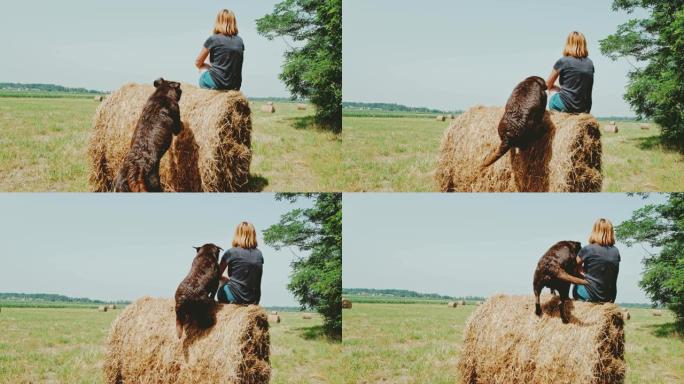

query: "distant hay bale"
(89, 83), (252, 192)
(103, 297), (270, 384)
(449, 114), (456, 119)
(447, 301), (458, 308)
(98, 306), (108, 312)
(640, 124), (650, 130)
(609, 121), (616, 125)
(270, 311), (278, 315)
(603, 124), (619, 133)
(459, 294), (625, 384)
(436, 106), (602, 192)
(260, 105), (275, 113)
(267, 314), (280, 324)
(622, 310), (630, 320)
(460, 300), (467, 306)
(342, 298), (352, 309)
(296, 103), (307, 110)
(106, 304), (117, 310)
(302, 314), (313, 320)
(653, 310), (663, 317)
(94, 95), (104, 102)
(436, 115), (446, 121)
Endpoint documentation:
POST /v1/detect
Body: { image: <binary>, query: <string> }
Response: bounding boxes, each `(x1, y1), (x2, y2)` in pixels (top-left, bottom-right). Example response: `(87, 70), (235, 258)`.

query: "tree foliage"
(615, 193), (684, 330)
(263, 193), (342, 339)
(256, 0), (342, 133)
(600, 0), (684, 150)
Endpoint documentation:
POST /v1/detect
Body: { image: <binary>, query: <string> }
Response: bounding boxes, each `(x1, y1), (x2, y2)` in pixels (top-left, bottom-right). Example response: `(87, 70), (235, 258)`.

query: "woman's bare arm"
(219, 259), (229, 284)
(195, 47), (210, 71)
(546, 69), (560, 92)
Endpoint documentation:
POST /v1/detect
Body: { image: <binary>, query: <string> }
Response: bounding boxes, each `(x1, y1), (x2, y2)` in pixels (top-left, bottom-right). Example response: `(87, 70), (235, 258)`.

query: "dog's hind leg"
(534, 284), (543, 317)
(559, 283), (571, 324)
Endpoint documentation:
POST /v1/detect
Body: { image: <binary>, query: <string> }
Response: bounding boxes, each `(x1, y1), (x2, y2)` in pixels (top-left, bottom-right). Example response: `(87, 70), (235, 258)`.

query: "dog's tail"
(557, 270), (588, 285)
(480, 142), (511, 171)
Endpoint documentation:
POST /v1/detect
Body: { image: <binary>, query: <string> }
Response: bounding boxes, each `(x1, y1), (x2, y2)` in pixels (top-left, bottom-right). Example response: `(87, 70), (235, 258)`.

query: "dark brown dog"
(481, 76), (548, 169)
(174, 243), (222, 339)
(113, 78), (183, 192)
(533, 240), (588, 323)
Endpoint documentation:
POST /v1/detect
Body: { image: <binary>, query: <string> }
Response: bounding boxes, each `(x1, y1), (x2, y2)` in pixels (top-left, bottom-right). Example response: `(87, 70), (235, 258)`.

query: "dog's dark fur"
(533, 240), (588, 323)
(174, 243), (222, 339)
(113, 78), (183, 192)
(481, 76), (548, 169)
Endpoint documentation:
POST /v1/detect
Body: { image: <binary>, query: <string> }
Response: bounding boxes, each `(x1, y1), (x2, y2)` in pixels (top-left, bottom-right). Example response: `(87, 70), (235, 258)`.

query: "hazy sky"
(0, 194), (314, 307)
(343, 193), (667, 303)
(343, 0), (647, 116)
(0, 0), (290, 97)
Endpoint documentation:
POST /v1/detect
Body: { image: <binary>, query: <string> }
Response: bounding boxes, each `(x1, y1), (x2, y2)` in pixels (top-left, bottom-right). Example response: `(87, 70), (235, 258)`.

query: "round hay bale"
(296, 103), (307, 110)
(94, 95), (104, 102)
(103, 297), (270, 384)
(436, 106), (602, 192)
(89, 83), (252, 192)
(653, 310), (663, 317)
(603, 124), (618, 133)
(623, 310), (630, 320)
(460, 300), (467, 306)
(447, 301), (458, 308)
(459, 294), (625, 384)
(270, 311), (278, 315)
(260, 105), (275, 113)
(98, 305), (108, 312)
(302, 314), (313, 320)
(436, 115), (446, 122)
(640, 124), (650, 130)
(342, 298), (352, 309)
(267, 314), (281, 324)
(609, 121), (616, 125)
(449, 114), (456, 119)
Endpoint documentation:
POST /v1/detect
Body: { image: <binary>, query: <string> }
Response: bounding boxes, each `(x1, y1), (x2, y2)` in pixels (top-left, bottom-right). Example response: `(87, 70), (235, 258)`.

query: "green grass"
(341, 303), (684, 384)
(0, 97), (341, 192)
(341, 115), (684, 191)
(0, 307), (343, 384)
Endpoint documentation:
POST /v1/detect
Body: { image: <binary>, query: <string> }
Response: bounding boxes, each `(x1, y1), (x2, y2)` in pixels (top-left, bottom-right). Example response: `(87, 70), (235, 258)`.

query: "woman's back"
(204, 34), (244, 90)
(554, 56), (594, 113)
(579, 243), (620, 302)
(222, 246), (263, 304)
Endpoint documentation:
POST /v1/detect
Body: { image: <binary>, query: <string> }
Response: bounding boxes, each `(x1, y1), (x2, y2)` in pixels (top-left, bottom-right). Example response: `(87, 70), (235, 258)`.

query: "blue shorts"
(199, 71), (218, 90)
(549, 92), (566, 112)
(573, 284), (590, 301)
(217, 284), (237, 303)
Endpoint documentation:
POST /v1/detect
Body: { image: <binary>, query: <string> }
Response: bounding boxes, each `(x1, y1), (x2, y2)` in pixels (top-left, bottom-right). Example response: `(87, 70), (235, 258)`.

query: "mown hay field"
(341, 302), (683, 384)
(0, 97), (341, 192)
(341, 114), (684, 192)
(0, 306), (343, 384)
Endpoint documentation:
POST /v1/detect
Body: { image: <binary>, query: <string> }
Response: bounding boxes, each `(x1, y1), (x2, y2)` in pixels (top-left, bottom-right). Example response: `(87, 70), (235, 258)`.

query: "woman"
(573, 218), (620, 303)
(546, 31), (594, 113)
(217, 222), (264, 304)
(195, 9), (244, 91)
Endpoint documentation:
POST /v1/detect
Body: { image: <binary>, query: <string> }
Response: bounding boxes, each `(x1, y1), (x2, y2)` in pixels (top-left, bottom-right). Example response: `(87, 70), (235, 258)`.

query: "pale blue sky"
(343, 193), (666, 304)
(0, 0), (290, 96)
(0, 194), (314, 307)
(343, 0), (646, 116)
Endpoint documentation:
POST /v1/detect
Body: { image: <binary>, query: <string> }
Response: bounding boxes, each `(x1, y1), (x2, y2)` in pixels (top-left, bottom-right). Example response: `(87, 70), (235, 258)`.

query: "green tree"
(615, 193), (684, 330)
(256, 0), (342, 133)
(264, 193), (342, 339)
(600, 0), (684, 151)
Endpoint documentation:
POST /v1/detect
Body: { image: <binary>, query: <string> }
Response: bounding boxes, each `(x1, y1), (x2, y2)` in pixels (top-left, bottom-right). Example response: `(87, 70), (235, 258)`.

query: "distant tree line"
(0, 292), (128, 305)
(0, 83), (104, 94)
(343, 102), (460, 115)
(343, 288), (482, 301)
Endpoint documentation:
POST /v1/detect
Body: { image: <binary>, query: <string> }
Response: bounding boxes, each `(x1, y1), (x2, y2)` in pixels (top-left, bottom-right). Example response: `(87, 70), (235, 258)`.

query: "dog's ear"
(169, 82), (180, 89)
(153, 78), (165, 88)
(193, 246), (201, 252)
(217, 246), (224, 252)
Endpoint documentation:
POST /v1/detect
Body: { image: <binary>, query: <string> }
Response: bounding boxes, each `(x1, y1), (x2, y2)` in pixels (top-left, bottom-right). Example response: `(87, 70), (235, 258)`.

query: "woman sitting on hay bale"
(573, 218), (621, 303)
(546, 31), (594, 114)
(217, 222), (264, 305)
(195, 9), (244, 91)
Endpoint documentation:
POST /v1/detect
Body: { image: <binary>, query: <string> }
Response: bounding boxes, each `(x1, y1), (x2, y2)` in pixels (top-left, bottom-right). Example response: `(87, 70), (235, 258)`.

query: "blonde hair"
(232, 221), (257, 249)
(213, 9), (238, 36)
(588, 218), (615, 246)
(563, 31), (589, 58)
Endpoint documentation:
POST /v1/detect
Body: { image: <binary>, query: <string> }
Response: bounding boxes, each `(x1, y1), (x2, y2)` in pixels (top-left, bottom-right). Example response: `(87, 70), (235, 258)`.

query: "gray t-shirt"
(204, 34), (244, 90)
(578, 244), (620, 303)
(553, 56), (594, 113)
(222, 247), (263, 304)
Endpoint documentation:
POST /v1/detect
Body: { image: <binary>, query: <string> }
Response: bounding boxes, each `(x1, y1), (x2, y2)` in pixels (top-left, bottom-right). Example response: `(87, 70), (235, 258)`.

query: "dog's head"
(566, 240), (582, 256)
(193, 243), (224, 261)
(153, 77), (182, 101)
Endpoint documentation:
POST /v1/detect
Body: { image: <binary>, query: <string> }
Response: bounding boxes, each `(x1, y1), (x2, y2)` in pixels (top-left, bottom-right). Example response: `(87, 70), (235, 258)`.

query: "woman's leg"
(199, 71), (218, 89)
(548, 92), (566, 112)
(573, 284), (590, 301)
(217, 283), (237, 304)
